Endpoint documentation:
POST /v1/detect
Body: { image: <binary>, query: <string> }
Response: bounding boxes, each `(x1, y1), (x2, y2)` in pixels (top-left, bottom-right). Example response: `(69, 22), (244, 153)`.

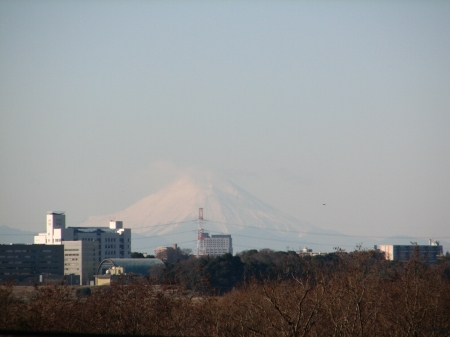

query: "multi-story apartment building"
(379, 241), (443, 263)
(34, 212), (132, 262)
(203, 233), (233, 256)
(63, 241), (98, 285)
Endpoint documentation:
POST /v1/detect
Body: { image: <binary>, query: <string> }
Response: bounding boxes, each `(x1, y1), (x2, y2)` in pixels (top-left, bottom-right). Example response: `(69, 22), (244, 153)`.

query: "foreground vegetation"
(1, 249), (450, 336)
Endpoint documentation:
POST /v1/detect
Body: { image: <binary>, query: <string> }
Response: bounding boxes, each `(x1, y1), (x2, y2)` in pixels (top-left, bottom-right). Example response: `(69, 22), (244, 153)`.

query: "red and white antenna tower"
(196, 208), (206, 257)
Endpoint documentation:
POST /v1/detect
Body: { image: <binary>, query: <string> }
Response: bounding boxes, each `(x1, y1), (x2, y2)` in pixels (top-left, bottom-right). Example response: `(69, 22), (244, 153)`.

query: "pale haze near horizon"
(1, 2), (449, 247)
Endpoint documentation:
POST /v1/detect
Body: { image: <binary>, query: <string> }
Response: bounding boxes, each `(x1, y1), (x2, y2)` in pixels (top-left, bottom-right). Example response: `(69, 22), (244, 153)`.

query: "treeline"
(1, 249), (450, 337)
(161, 249), (342, 294)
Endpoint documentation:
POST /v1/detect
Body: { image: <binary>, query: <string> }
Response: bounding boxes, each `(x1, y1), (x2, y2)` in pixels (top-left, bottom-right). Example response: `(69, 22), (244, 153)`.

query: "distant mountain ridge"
(0, 225), (35, 245)
(2, 173), (448, 254)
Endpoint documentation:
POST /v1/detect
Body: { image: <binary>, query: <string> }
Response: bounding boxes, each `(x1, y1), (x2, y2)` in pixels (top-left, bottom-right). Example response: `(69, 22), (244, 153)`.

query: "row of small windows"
(0, 261), (57, 264)
(0, 251), (60, 254)
(0, 255), (56, 259)
(2, 271), (59, 274)
(46, 239), (61, 243)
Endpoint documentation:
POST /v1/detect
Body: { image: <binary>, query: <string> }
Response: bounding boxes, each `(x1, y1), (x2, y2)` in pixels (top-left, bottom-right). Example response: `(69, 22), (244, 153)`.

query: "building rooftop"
(68, 227), (125, 233)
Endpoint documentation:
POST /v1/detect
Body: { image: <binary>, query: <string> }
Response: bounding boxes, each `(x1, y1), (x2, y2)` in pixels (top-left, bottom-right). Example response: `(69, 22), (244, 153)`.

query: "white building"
(203, 234), (233, 256)
(34, 212), (132, 262)
(297, 247), (328, 257)
(34, 212), (66, 244)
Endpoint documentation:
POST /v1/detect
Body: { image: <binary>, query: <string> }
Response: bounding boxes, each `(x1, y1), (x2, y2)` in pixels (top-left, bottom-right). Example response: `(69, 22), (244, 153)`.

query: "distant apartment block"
(34, 212), (132, 262)
(0, 244), (64, 283)
(379, 241), (443, 263)
(297, 247), (328, 257)
(202, 233), (233, 256)
(154, 244), (180, 262)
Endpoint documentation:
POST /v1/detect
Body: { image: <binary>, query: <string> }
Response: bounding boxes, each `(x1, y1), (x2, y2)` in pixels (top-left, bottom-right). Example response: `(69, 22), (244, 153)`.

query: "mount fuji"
(80, 172), (370, 254)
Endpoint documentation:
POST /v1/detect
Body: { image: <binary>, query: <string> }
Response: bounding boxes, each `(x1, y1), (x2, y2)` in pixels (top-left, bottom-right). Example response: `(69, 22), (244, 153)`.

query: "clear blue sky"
(1, 1), (449, 243)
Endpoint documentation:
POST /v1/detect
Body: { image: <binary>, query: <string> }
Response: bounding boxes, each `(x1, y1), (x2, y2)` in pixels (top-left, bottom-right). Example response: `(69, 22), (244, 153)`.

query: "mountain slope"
(0, 226), (35, 244)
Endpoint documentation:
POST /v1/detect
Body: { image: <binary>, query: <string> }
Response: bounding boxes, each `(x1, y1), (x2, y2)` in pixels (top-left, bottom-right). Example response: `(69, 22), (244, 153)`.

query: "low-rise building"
(297, 247), (328, 257)
(0, 244), (64, 283)
(95, 258), (164, 286)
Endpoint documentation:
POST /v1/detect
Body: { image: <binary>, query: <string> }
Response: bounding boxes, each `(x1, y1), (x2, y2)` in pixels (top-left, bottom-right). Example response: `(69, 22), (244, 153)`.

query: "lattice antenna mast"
(196, 208), (205, 257)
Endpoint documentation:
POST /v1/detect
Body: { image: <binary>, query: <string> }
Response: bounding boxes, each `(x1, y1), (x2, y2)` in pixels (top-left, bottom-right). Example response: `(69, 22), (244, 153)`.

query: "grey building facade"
(0, 244), (64, 283)
(64, 241), (98, 285)
(204, 234), (233, 256)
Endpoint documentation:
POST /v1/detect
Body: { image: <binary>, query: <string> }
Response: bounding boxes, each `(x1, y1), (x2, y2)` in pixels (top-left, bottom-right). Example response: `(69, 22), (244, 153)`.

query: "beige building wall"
(95, 275), (112, 286)
(379, 245), (394, 260)
(64, 241), (98, 285)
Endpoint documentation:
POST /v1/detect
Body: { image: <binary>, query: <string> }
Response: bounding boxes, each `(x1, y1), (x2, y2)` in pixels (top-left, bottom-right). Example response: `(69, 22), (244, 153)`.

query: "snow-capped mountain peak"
(80, 172), (336, 252)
